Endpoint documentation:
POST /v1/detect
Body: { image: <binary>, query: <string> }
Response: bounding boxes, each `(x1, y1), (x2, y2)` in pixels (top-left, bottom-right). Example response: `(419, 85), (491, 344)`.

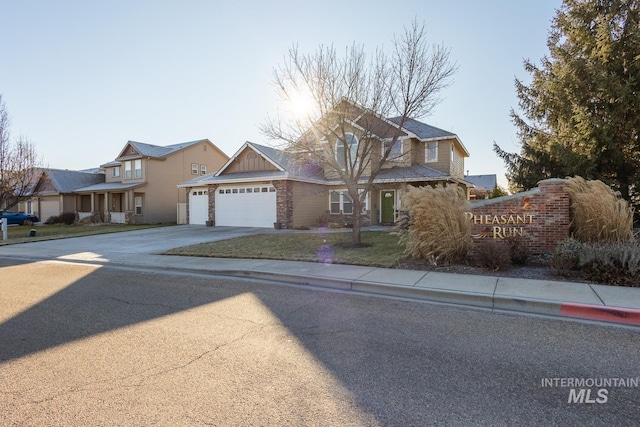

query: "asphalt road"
(1, 258), (639, 426)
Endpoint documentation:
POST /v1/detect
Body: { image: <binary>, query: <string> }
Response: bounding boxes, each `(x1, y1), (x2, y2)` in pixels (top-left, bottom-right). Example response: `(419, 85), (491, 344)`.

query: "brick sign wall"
(468, 178), (570, 255)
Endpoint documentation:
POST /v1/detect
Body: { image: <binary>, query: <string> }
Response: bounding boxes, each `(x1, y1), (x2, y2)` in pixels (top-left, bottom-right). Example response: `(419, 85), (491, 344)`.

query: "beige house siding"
(105, 165), (122, 183)
(224, 148), (279, 174)
(291, 182), (328, 228)
(423, 140), (450, 175)
(450, 144), (465, 179)
(128, 141), (227, 223)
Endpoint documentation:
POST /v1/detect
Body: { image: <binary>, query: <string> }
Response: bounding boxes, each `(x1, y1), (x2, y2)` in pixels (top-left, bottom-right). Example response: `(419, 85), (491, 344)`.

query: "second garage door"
(215, 185), (277, 227)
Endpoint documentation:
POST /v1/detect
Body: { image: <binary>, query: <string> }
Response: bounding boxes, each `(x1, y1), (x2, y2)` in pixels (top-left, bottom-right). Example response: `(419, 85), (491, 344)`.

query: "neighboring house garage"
(188, 188), (209, 225)
(214, 185), (277, 227)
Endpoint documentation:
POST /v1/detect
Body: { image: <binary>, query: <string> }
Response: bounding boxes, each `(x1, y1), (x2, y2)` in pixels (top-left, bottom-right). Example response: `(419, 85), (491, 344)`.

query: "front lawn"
(165, 231), (406, 268)
(0, 223), (168, 245)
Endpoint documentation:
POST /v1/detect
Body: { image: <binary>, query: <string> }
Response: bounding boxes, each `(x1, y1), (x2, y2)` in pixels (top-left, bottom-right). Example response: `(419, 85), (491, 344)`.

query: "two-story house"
(75, 139), (228, 224)
(180, 104), (471, 228)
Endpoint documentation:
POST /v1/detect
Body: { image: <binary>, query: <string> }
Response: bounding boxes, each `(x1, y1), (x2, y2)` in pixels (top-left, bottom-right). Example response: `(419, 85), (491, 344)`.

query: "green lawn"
(165, 231), (406, 268)
(0, 223), (168, 245)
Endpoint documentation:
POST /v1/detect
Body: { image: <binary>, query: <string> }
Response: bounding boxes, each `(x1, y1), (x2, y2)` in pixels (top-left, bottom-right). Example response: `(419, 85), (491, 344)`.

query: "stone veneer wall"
(468, 178), (570, 255)
(207, 184), (219, 225)
(274, 180), (294, 229)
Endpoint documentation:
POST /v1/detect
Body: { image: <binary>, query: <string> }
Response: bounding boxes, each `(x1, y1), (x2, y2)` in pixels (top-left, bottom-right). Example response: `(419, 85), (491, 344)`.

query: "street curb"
(2, 254), (639, 327)
(559, 303), (640, 326)
(223, 270), (640, 327)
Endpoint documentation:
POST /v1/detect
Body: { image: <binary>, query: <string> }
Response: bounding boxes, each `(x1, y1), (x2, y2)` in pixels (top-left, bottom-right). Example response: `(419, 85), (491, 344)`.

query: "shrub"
(506, 234), (530, 265)
(565, 176), (634, 243)
(59, 212), (76, 225)
(550, 238), (584, 276)
(551, 238), (640, 286)
(580, 243), (640, 286)
(474, 241), (512, 271)
(45, 215), (61, 224)
(399, 184), (470, 265)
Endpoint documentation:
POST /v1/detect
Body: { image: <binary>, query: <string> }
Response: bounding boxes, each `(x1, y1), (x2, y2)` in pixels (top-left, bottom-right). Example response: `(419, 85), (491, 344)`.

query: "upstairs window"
(124, 161), (132, 180)
(336, 133), (358, 170)
(425, 141), (438, 163)
(112, 167), (120, 178)
(201, 164), (207, 175)
(384, 139), (403, 161)
(192, 163), (199, 175)
(134, 159), (142, 179)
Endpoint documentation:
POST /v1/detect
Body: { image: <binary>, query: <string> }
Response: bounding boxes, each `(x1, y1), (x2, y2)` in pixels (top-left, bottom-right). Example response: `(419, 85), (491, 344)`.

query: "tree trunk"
(351, 198), (362, 245)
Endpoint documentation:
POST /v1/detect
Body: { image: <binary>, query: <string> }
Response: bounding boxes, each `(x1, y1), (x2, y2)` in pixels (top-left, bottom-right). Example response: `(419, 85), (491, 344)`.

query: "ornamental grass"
(399, 184), (470, 265)
(565, 176), (634, 243)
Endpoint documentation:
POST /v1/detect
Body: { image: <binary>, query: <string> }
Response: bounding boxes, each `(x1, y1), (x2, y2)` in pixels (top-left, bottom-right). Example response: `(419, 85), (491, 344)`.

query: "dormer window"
(336, 133), (358, 170)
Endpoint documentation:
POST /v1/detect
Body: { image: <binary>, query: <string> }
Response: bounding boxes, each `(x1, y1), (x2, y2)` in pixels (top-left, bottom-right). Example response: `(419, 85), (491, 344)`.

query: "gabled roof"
(387, 117), (455, 140)
(464, 174), (497, 191)
(387, 117), (470, 157)
(39, 168), (105, 194)
(178, 141), (325, 187)
(114, 139), (219, 161)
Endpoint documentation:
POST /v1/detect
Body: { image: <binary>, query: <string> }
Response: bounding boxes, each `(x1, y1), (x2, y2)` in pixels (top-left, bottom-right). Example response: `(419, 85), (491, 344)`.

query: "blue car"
(0, 211), (40, 225)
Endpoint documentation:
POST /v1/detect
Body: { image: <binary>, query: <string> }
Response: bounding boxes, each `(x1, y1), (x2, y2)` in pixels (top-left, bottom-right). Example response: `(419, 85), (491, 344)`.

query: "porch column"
(104, 192), (110, 223)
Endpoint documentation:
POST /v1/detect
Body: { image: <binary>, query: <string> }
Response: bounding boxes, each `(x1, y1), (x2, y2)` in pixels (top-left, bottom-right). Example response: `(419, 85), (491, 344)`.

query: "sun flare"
(287, 89), (316, 121)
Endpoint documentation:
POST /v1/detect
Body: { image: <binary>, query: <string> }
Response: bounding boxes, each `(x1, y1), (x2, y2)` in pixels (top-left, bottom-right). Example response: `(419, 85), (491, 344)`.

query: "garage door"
(39, 197), (60, 222)
(189, 188), (210, 225)
(215, 185), (277, 227)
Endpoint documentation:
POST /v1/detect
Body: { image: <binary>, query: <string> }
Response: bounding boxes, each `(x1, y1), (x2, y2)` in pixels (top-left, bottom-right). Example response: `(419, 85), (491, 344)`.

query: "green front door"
(381, 190), (395, 223)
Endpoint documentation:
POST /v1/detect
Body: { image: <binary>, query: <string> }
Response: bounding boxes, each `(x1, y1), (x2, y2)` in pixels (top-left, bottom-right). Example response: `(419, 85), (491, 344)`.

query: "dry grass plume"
(565, 176), (634, 243)
(399, 184), (470, 265)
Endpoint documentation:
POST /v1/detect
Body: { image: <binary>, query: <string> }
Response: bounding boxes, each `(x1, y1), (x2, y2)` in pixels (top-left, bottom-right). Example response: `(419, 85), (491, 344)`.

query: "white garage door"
(215, 185), (277, 227)
(189, 188), (210, 225)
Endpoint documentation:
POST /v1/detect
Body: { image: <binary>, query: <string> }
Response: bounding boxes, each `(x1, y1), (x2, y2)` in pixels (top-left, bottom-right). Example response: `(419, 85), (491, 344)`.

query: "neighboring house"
(180, 111), (471, 228)
(74, 139), (228, 224)
(465, 174), (497, 199)
(16, 168), (105, 221)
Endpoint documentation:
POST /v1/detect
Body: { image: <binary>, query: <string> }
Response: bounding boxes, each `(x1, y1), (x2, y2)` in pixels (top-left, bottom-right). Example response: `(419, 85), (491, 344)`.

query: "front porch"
(74, 182), (145, 224)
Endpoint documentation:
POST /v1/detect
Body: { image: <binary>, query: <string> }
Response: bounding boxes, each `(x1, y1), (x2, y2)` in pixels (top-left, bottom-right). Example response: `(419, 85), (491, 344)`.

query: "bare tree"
(0, 95), (44, 212)
(262, 20), (457, 244)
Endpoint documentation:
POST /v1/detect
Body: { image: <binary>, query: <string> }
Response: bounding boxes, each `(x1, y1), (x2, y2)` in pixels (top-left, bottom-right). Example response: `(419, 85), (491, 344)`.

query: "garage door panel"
(189, 189), (209, 225)
(215, 186), (276, 228)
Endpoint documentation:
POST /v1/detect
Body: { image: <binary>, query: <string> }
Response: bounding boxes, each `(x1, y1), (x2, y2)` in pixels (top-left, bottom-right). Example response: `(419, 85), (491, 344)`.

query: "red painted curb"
(559, 303), (640, 326)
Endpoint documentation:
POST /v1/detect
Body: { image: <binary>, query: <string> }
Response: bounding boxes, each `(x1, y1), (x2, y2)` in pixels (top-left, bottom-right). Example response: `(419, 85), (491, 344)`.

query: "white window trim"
(200, 164), (207, 175)
(134, 196), (143, 216)
(134, 159), (142, 179)
(425, 141), (438, 163)
(329, 189), (368, 215)
(192, 163), (199, 175)
(335, 133), (359, 170)
(124, 161), (132, 180)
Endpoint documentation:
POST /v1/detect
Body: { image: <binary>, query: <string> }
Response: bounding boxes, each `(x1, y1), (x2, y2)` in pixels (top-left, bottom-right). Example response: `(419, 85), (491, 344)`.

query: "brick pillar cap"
(538, 178), (568, 186)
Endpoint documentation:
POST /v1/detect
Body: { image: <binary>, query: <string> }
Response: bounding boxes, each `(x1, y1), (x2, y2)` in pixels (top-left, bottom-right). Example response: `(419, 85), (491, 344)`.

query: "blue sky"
(1, 0), (561, 186)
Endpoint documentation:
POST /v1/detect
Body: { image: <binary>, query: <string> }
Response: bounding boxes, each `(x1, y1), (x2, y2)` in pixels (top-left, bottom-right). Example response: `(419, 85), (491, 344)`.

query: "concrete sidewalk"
(29, 250), (640, 328)
(0, 225), (639, 327)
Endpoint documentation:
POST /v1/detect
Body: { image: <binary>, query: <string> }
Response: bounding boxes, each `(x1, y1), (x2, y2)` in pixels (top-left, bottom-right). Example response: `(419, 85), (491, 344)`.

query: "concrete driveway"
(0, 225), (268, 263)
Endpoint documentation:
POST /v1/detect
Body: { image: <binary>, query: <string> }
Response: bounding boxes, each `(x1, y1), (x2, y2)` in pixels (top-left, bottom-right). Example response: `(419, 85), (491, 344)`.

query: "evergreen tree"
(495, 0), (640, 202)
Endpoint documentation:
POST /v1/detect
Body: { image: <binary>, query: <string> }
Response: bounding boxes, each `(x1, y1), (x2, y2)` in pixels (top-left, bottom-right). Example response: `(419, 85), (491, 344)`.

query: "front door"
(381, 190), (395, 223)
